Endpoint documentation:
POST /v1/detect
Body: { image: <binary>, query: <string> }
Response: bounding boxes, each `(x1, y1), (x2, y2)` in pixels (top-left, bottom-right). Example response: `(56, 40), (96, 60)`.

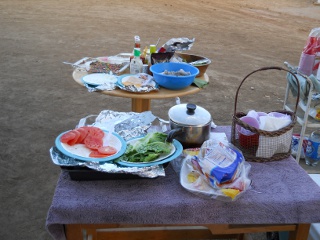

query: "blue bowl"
(149, 62), (199, 90)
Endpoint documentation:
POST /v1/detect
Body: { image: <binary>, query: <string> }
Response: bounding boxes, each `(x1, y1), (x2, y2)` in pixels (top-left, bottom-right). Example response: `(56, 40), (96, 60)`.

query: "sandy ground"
(0, 0), (320, 239)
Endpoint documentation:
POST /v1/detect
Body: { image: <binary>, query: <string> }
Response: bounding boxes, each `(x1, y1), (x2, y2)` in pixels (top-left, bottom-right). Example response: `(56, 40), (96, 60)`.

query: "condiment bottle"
(130, 48), (143, 74)
(305, 129), (320, 166)
(134, 35), (141, 50)
(141, 46), (148, 64)
(130, 36), (141, 62)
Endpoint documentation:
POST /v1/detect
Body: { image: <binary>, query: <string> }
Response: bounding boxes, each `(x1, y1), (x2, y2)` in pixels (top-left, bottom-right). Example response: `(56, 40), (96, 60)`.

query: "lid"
(133, 48), (141, 57)
(168, 103), (212, 126)
(134, 35), (140, 42)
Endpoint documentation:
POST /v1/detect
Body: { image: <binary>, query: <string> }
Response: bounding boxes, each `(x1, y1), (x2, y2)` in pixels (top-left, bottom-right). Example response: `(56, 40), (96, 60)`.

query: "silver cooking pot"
(166, 103), (212, 148)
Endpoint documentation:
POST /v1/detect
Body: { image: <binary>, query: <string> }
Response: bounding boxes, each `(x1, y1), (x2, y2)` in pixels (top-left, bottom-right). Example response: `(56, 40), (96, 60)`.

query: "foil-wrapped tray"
(50, 110), (171, 179)
(60, 166), (164, 181)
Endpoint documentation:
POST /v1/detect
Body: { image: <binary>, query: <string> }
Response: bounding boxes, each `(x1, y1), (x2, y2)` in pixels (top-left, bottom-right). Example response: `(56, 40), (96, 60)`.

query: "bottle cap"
(150, 45), (157, 54)
(134, 36), (140, 42)
(133, 48), (141, 57)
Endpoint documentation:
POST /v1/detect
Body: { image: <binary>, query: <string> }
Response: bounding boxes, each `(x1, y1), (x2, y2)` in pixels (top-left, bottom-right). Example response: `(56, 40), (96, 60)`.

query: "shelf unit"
(283, 61), (320, 162)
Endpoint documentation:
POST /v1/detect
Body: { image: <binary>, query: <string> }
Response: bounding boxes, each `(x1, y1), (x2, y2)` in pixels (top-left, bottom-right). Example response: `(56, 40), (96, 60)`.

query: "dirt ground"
(0, 0), (319, 239)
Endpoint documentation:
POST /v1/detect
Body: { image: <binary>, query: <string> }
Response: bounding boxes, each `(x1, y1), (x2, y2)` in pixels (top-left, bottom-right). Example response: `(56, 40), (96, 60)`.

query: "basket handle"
(233, 66), (300, 116)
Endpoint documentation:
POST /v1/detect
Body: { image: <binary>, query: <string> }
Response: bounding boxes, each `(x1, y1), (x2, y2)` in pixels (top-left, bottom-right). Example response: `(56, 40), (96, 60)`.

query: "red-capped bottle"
(130, 36), (141, 62)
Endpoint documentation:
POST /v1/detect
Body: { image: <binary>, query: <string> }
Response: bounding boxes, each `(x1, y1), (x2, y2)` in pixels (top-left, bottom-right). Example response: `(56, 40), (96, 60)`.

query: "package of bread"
(180, 139), (252, 201)
(197, 139), (245, 186)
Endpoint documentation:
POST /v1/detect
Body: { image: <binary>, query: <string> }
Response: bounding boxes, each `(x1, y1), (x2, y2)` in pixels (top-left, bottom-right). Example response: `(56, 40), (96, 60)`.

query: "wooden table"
(65, 223), (310, 240)
(46, 126), (320, 240)
(72, 69), (209, 112)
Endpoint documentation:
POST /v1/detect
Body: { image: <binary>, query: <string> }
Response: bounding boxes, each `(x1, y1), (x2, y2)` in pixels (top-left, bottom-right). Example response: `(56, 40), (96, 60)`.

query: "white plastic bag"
(180, 139), (252, 201)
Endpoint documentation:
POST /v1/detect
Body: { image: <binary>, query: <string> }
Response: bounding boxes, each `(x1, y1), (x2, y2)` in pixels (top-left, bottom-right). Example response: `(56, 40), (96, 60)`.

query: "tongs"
(189, 59), (211, 66)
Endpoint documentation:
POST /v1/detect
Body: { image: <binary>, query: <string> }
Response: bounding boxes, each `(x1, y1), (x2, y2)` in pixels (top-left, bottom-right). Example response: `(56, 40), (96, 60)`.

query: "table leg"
(288, 224), (310, 240)
(205, 224), (311, 240)
(131, 99), (151, 112)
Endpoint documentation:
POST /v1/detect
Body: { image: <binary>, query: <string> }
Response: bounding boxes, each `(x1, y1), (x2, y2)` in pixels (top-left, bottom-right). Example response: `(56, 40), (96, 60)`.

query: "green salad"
(119, 132), (173, 163)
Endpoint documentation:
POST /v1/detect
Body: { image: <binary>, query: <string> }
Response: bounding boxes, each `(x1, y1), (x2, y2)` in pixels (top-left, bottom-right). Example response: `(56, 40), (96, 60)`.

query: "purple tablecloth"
(46, 126), (320, 240)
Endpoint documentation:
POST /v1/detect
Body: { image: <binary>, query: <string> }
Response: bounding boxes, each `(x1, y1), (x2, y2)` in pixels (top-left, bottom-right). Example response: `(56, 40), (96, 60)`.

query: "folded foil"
(50, 147), (165, 178)
(116, 84), (159, 93)
(84, 82), (117, 92)
(162, 37), (195, 52)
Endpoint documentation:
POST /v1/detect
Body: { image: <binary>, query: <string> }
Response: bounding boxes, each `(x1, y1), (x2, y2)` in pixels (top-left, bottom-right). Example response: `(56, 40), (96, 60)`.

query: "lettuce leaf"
(120, 132), (172, 163)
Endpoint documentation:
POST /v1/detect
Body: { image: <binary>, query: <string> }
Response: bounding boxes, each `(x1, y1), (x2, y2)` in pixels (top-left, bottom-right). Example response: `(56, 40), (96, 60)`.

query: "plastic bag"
(180, 139), (251, 201)
(158, 37), (195, 53)
(298, 27), (320, 76)
(302, 27), (320, 56)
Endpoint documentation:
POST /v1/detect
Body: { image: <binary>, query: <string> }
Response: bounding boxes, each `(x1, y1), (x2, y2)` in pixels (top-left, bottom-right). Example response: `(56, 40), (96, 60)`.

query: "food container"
(175, 52), (211, 77)
(149, 62), (199, 90)
(166, 103), (212, 148)
(237, 116), (259, 149)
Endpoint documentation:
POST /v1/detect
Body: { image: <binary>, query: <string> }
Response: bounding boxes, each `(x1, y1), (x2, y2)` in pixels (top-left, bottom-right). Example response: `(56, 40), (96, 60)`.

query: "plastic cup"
(298, 52), (316, 76)
(238, 116), (259, 149)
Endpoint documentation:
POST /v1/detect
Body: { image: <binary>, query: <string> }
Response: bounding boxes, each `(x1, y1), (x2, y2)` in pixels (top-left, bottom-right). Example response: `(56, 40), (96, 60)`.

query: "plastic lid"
(168, 103), (212, 126)
(133, 48), (141, 57)
(134, 36), (140, 42)
(150, 45), (157, 54)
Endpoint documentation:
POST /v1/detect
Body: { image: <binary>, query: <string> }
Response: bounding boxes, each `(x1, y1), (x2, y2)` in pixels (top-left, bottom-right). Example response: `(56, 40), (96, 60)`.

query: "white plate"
(82, 73), (118, 86)
(55, 129), (126, 162)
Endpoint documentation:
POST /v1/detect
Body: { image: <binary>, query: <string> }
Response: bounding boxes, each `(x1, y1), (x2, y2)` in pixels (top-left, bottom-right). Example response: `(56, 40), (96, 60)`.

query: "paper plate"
(117, 74), (159, 93)
(82, 73), (118, 86)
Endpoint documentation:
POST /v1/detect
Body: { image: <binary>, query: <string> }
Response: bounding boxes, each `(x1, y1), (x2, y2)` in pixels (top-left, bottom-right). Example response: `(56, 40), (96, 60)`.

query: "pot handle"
(165, 128), (184, 143)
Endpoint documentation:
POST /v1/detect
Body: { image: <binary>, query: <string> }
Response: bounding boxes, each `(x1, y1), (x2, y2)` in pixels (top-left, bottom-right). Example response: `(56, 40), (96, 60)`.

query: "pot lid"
(168, 103), (212, 126)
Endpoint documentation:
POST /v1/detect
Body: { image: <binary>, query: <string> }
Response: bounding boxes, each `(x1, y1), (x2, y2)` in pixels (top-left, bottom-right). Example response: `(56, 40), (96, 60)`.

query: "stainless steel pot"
(166, 103), (212, 148)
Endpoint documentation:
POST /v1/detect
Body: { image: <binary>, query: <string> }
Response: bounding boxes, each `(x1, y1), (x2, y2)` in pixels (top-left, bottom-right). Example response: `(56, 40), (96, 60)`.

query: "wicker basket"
(231, 66), (300, 162)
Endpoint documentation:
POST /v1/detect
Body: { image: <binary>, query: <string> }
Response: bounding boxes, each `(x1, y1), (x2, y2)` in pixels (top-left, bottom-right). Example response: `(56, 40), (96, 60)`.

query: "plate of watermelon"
(55, 126), (127, 162)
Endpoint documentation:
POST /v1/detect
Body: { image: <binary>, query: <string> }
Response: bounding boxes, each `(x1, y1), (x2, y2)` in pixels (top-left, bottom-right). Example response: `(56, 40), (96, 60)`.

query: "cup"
(317, 65), (320, 81)
(239, 132), (259, 149)
(298, 52), (316, 76)
(238, 116), (259, 149)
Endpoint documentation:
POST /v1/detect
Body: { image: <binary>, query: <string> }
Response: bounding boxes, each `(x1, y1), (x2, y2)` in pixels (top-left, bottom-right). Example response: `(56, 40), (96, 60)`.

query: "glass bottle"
(130, 36), (141, 62)
(305, 129), (320, 166)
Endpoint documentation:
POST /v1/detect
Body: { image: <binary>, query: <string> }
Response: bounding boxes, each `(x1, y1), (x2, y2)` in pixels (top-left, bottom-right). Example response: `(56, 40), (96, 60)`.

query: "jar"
(305, 129), (320, 166)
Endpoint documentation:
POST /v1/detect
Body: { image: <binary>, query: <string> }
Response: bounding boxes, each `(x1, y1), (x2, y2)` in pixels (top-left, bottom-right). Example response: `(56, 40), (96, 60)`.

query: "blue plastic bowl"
(150, 62), (199, 90)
